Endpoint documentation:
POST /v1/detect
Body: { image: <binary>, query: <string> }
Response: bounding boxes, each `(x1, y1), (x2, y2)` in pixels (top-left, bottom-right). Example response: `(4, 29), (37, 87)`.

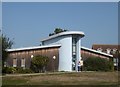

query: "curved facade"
(41, 31), (85, 71)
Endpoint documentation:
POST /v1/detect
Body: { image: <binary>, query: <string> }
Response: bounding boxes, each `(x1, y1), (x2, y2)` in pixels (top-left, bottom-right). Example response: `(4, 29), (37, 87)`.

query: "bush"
(2, 67), (33, 74)
(84, 57), (114, 71)
(2, 67), (16, 74)
(14, 67), (33, 73)
(30, 55), (49, 73)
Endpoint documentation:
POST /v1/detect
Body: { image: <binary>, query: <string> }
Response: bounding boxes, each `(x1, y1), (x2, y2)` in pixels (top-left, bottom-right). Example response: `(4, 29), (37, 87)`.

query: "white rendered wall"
(75, 36), (81, 71)
(43, 35), (72, 71)
(42, 35), (83, 72)
(59, 36), (72, 71)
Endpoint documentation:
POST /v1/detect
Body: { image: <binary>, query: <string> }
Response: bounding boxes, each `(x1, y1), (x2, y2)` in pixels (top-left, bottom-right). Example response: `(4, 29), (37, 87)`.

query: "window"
(72, 37), (77, 71)
(106, 48), (111, 54)
(72, 45), (76, 53)
(13, 58), (17, 67)
(97, 48), (102, 52)
(72, 37), (77, 56)
(112, 48), (117, 54)
(113, 58), (118, 66)
(42, 41), (44, 45)
(21, 58), (25, 68)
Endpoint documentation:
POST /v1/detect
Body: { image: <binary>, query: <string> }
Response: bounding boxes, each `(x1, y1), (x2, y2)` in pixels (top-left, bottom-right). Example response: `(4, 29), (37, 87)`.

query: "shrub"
(23, 68), (33, 73)
(15, 67), (33, 73)
(84, 57), (114, 71)
(2, 67), (33, 74)
(2, 67), (16, 74)
(30, 55), (49, 73)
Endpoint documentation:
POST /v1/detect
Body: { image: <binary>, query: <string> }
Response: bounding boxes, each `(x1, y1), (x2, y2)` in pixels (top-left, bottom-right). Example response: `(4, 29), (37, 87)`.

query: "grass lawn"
(2, 71), (119, 86)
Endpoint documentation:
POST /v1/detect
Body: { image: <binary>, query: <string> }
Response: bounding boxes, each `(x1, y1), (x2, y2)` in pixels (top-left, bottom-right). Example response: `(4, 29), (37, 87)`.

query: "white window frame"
(106, 48), (111, 54)
(13, 58), (17, 67)
(21, 58), (25, 68)
(112, 48), (117, 54)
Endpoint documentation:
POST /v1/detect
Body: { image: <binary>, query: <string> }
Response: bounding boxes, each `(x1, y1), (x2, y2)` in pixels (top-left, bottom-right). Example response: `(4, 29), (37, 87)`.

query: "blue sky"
(2, 2), (118, 48)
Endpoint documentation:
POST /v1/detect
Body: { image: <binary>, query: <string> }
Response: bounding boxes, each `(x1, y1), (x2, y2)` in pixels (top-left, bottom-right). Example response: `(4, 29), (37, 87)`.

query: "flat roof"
(81, 46), (113, 57)
(6, 44), (61, 52)
(41, 31), (85, 42)
(6, 44), (113, 57)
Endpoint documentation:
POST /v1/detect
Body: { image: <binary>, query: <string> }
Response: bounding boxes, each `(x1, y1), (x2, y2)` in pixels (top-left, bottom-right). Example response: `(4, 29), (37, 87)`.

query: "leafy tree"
(49, 28), (68, 36)
(30, 55), (49, 73)
(0, 35), (13, 65)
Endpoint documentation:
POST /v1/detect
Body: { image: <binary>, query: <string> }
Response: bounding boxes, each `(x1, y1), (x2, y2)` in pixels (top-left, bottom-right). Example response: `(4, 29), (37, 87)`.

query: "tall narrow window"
(72, 37), (77, 55)
(21, 58), (25, 68)
(72, 37), (77, 71)
(13, 58), (17, 67)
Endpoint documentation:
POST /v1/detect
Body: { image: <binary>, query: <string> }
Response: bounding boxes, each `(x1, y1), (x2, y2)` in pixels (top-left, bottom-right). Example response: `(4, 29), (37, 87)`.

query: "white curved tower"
(41, 31), (85, 71)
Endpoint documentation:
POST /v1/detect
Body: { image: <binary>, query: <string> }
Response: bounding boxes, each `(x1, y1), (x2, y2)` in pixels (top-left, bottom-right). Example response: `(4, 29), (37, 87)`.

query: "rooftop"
(6, 44), (61, 52)
(41, 31), (85, 42)
(81, 46), (113, 57)
(92, 44), (120, 50)
(6, 44), (113, 58)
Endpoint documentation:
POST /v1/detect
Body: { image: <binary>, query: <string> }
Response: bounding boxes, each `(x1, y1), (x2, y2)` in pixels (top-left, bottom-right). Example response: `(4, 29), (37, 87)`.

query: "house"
(92, 44), (120, 70)
(6, 31), (85, 72)
(5, 31), (114, 72)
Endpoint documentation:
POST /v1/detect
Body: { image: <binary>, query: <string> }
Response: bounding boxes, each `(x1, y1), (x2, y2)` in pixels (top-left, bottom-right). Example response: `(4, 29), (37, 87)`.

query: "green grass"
(2, 71), (119, 86)
(2, 77), (28, 85)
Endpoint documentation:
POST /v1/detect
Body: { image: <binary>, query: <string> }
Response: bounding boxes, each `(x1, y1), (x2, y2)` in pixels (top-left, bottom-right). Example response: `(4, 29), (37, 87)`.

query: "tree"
(30, 55), (49, 73)
(0, 35), (13, 65)
(49, 28), (68, 36)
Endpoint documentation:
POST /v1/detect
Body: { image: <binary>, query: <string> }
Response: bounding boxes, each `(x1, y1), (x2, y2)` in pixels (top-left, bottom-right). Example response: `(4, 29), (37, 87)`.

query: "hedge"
(83, 57), (114, 71)
(2, 67), (33, 74)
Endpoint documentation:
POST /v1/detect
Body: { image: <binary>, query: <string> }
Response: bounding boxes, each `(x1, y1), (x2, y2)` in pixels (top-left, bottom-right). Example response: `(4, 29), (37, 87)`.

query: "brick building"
(92, 44), (120, 70)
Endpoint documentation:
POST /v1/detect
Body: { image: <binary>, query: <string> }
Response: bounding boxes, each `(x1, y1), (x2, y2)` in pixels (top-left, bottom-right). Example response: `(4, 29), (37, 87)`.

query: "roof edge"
(6, 44), (61, 52)
(41, 31), (85, 42)
(81, 46), (113, 57)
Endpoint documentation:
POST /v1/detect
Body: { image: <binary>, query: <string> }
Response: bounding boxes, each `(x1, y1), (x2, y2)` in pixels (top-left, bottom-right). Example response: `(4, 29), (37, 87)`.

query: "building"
(41, 31), (85, 71)
(5, 31), (114, 72)
(92, 44), (120, 70)
(81, 46), (113, 61)
(6, 45), (60, 71)
(6, 31), (85, 72)
(6, 46), (113, 72)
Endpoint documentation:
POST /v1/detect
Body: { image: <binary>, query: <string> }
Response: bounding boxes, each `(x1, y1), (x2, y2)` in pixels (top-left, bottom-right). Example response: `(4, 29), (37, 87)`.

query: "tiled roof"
(92, 44), (120, 58)
(92, 44), (120, 50)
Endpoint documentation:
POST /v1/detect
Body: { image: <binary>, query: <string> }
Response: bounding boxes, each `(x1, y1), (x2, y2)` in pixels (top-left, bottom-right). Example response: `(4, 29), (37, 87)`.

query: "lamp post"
(53, 56), (56, 72)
